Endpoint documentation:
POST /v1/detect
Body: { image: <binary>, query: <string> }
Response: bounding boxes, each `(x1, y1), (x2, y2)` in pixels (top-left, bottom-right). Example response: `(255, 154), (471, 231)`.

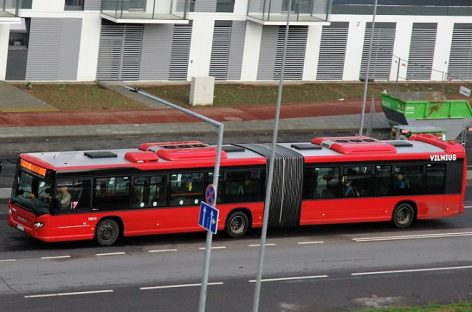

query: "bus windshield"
(11, 168), (53, 215)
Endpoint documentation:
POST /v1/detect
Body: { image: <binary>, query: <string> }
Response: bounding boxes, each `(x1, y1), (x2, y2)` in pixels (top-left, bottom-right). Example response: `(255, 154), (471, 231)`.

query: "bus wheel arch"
(95, 217), (123, 246)
(392, 201), (416, 228)
(225, 209), (251, 238)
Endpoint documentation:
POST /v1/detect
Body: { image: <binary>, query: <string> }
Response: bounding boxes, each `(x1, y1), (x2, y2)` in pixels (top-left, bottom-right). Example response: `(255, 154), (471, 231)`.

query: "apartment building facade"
(1, 0), (472, 82)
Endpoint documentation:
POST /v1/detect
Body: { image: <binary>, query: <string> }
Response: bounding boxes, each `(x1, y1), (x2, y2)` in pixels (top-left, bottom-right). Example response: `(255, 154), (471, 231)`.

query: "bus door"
(164, 172), (206, 232)
(54, 179), (94, 240)
(337, 165), (388, 222)
(129, 175), (169, 234)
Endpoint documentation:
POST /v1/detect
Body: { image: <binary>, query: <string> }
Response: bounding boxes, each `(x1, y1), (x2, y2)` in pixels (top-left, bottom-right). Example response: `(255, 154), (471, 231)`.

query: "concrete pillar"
(189, 76), (215, 106)
(0, 24), (10, 80)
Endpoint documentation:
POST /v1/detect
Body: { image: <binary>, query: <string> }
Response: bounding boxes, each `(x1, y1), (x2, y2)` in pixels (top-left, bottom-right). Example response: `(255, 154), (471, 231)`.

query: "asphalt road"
(0, 208), (471, 311)
(0, 133), (471, 311)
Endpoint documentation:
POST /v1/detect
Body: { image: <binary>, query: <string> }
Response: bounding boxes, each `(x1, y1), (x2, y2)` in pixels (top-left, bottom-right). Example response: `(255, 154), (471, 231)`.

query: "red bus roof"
(19, 135), (465, 173)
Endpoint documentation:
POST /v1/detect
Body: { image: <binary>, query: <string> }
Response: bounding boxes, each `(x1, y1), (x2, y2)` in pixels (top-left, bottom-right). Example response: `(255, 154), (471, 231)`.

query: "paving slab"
(0, 82), (57, 112)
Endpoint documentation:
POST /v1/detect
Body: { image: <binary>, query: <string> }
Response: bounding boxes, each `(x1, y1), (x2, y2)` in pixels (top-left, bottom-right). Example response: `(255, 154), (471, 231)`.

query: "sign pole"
(360, 0), (378, 136)
(199, 126), (223, 312)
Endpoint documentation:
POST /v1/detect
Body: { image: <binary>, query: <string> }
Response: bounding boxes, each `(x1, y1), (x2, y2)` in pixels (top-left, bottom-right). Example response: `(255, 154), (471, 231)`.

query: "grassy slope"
(13, 82), (472, 111)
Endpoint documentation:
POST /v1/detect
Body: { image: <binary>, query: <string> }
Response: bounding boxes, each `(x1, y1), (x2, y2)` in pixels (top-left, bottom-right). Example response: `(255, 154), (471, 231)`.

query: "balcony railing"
(101, 0), (190, 23)
(247, 0), (331, 24)
(0, 0), (20, 20)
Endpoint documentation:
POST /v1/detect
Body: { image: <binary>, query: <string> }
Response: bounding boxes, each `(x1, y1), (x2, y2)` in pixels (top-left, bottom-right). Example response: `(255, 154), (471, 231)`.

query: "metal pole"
(125, 87), (224, 312)
(359, 0), (378, 136)
(198, 125), (223, 312)
(367, 95), (375, 137)
(395, 56), (401, 91)
(152, 0), (156, 19)
(252, 1), (291, 311)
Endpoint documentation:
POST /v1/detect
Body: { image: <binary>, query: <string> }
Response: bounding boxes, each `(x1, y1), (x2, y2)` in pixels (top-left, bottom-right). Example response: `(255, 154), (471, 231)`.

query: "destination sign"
(429, 154), (457, 162)
(20, 159), (47, 176)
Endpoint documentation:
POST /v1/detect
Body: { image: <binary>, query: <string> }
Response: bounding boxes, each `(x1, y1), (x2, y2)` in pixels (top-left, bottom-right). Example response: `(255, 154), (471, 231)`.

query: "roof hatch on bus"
(84, 151), (118, 158)
(125, 152), (159, 163)
(311, 136), (397, 154)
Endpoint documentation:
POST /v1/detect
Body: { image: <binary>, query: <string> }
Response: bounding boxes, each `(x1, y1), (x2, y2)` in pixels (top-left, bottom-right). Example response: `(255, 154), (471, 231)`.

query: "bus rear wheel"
(96, 219), (120, 246)
(226, 211), (249, 238)
(392, 203), (415, 228)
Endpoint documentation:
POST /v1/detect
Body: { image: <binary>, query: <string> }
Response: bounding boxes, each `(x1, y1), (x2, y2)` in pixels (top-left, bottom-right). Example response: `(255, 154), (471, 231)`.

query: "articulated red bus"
(8, 135), (466, 245)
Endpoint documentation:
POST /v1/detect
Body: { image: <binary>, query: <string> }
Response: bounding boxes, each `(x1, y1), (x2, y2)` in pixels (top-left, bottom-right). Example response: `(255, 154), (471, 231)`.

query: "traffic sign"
(205, 184), (216, 206)
(199, 201), (219, 234)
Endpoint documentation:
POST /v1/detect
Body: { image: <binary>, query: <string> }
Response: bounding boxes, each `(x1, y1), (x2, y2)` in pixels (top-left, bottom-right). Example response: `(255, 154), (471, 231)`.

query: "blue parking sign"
(199, 201), (219, 234)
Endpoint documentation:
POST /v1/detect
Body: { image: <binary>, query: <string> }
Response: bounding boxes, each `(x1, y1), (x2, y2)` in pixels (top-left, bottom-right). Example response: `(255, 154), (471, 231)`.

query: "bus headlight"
(8, 208), (12, 216)
(34, 222), (45, 228)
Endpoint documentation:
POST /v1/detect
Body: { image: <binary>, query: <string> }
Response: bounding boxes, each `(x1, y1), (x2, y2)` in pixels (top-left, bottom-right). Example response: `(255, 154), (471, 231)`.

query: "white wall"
(0, 24), (10, 80)
(303, 25), (322, 80)
(390, 20), (412, 82)
(432, 19), (454, 81)
(240, 21), (263, 81)
(76, 14), (101, 81)
(342, 18), (365, 80)
(32, 0), (64, 13)
(187, 16), (215, 79)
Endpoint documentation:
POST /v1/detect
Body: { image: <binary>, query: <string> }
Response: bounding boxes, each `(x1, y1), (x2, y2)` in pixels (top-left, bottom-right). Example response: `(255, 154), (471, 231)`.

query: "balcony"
(247, 0), (331, 25)
(0, 0), (20, 23)
(101, 0), (190, 24)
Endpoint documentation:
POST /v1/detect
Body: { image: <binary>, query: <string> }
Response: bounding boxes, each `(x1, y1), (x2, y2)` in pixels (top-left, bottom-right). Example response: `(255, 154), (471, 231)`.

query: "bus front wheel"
(226, 211), (249, 238)
(392, 203), (415, 228)
(96, 219), (120, 246)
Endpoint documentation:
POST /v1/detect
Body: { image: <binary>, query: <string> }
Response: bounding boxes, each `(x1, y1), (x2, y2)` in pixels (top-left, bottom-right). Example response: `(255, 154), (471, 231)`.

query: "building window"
(8, 18), (29, 49)
(216, 0), (234, 12)
(64, 0), (84, 11)
(21, 0), (32, 9)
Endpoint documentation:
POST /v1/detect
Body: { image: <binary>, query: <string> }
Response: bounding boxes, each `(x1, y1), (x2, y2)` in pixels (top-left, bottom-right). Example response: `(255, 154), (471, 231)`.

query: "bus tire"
(96, 219), (121, 246)
(392, 203), (415, 228)
(226, 211), (249, 238)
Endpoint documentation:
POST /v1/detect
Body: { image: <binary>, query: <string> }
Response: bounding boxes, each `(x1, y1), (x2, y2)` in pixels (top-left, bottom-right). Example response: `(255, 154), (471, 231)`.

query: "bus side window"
(56, 179), (91, 212)
(132, 175), (167, 208)
(374, 165), (392, 196)
(170, 172), (205, 206)
(93, 177), (130, 211)
(393, 165), (424, 195)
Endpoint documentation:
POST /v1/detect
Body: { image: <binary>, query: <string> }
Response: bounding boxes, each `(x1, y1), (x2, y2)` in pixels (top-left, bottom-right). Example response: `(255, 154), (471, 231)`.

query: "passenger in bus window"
(343, 179), (355, 197)
(56, 186), (72, 209)
(395, 174), (409, 189)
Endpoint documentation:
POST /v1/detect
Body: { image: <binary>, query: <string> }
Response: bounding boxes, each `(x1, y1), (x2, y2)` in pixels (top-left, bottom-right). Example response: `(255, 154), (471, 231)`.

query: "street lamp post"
(251, 1), (292, 311)
(359, 0), (378, 136)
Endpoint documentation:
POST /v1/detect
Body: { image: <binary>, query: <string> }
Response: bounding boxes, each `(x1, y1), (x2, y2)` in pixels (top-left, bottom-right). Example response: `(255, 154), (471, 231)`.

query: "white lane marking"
(140, 282), (223, 290)
(353, 232), (472, 242)
(25, 290), (114, 298)
(41, 256), (71, 260)
(198, 246), (226, 250)
(464, 205), (472, 209)
(249, 275), (327, 283)
(249, 243), (276, 247)
(351, 265), (472, 276)
(0, 259), (17, 263)
(95, 252), (126, 257)
(297, 241), (324, 245)
(148, 249), (178, 253)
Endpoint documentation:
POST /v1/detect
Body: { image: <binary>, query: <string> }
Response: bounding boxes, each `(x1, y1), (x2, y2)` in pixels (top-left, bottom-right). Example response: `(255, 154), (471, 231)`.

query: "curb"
(0, 114), (391, 142)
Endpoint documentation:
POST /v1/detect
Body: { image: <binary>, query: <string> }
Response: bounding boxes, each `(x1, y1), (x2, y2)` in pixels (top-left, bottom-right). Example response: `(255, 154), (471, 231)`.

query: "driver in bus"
(56, 185), (72, 210)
